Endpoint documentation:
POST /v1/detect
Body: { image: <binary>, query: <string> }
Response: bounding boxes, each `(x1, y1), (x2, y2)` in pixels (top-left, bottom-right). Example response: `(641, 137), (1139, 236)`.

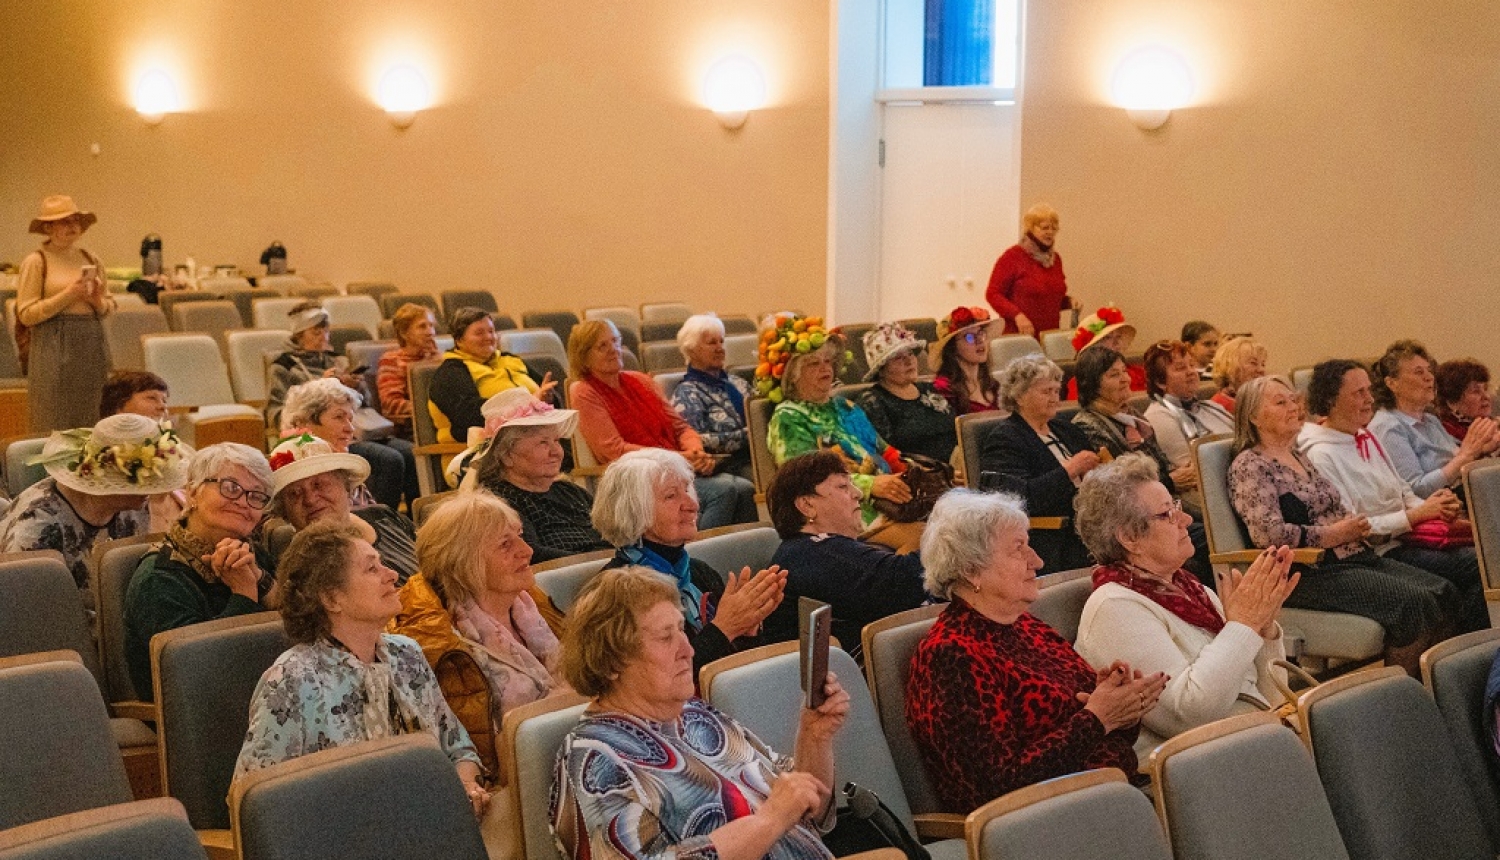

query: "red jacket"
(987, 245), (1070, 334)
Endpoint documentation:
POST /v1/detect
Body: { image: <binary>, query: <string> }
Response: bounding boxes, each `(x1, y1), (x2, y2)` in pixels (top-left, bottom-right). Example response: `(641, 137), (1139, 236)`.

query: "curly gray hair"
(591, 448), (698, 547)
(920, 488), (1031, 600)
(282, 377), (362, 432)
(997, 354), (1064, 412)
(1073, 453), (1160, 565)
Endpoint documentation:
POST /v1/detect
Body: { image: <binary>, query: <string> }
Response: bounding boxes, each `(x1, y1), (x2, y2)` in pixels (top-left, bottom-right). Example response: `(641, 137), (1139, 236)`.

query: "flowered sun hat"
(481, 387), (578, 438)
(929, 306), (996, 367)
(268, 432), (371, 498)
(1072, 305), (1136, 353)
(862, 322), (927, 382)
(753, 314), (845, 404)
(30, 414), (190, 496)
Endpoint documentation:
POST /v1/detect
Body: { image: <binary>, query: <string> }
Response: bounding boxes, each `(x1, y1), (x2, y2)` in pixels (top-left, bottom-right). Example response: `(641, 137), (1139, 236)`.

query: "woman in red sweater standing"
(986, 204), (1081, 336)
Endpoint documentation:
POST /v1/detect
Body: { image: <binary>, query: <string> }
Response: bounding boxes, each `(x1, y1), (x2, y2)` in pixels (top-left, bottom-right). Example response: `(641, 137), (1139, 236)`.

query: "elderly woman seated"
(376, 303), (440, 440)
(571, 319), (756, 530)
(760, 451), (929, 657)
(1071, 344), (1183, 488)
(906, 490), (1165, 812)
(1298, 359), (1489, 633)
(390, 493), (568, 807)
(124, 442), (277, 700)
(1228, 375), (1462, 675)
(594, 448), (785, 674)
(1142, 339), (1233, 493)
(1180, 321), (1220, 381)
(267, 433), (418, 583)
(856, 322), (957, 463)
(431, 306), (553, 444)
(764, 315), (911, 525)
(671, 313), (755, 480)
(232, 522), (489, 818)
(472, 388), (609, 561)
(1073, 455), (1296, 753)
(1208, 336), (1267, 413)
(267, 302), (416, 510)
(0, 413), (184, 613)
(1368, 340), (1500, 498)
(552, 565), (850, 860)
(1436, 358), (1495, 444)
(978, 353), (1099, 572)
(282, 377), (413, 511)
(931, 306), (1002, 415)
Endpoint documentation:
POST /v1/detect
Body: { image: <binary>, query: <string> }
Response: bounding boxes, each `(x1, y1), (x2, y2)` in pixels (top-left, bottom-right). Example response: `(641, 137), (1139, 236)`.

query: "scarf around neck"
(1020, 234), (1056, 268)
(684, 366), (745, 417)
(167, 520), (229, 583)
(584, 373), (679, 450)
(619, 540), (707, 630)
(1092, 562), (1225, 634)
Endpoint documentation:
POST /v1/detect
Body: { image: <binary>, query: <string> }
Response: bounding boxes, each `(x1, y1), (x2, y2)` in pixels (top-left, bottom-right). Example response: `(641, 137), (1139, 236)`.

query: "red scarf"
(1092, 562), (1225, 634)
(584, 373), (679, 450)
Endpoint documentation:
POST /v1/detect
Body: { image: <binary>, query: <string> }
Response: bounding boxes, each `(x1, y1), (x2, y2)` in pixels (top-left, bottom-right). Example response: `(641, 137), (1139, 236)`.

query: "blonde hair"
(1211, 337), (1268, 391)
(1232, 375), (1295, 456)
(559, 566), (681, 697)
(1021, 203), (1059, 236)
(567, 319), (620, 383)
(415, 491), (521, 608)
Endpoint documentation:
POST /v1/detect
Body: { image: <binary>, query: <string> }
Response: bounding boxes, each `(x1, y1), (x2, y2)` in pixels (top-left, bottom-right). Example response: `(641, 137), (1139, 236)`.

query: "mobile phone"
(349, 364), (369, 376)
(799, 597), (832, 709)
(80, 264), (98, 281)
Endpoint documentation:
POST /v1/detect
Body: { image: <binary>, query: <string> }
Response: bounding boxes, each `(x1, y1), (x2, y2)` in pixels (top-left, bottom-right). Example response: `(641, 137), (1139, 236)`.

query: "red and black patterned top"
(905, 597), (1139, 812)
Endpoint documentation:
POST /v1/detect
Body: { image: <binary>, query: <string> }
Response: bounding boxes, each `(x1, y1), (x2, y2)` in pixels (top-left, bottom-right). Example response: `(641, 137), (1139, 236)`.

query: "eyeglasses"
(960, 331), (984, 345)
(1148, 499), (1184, 522)
(203, 477), (271, 511)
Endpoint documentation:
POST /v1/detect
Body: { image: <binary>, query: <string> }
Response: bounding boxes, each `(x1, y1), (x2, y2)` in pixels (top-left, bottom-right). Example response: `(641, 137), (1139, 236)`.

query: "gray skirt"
(27, 313), (108, 433)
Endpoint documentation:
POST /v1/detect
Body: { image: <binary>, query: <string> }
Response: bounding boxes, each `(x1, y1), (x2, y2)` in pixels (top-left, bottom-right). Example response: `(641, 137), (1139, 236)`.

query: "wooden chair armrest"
(570, 466), (607, 478)
(1210, 548), (1323, 565)
(412, 443), (468, 457)
(912, 813), (966, 840)
(1028, 516), (1068, 530)
(110, 700), (156, 723)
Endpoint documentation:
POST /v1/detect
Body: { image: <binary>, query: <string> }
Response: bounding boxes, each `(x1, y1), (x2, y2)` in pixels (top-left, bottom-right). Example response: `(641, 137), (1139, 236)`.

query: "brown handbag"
(871, 454), (955, 523)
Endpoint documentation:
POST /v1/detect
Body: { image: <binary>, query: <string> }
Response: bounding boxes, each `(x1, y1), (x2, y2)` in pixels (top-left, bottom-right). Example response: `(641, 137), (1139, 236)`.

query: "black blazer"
(978, 412), (1093, 518)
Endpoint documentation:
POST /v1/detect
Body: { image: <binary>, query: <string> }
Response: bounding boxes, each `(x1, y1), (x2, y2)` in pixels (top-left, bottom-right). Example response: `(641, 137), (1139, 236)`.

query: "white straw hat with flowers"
(862, 322), (927, 382)
(1072, 305), (1136, 353)
(268, 432), (371, 498)
(29, 414), (190, 496)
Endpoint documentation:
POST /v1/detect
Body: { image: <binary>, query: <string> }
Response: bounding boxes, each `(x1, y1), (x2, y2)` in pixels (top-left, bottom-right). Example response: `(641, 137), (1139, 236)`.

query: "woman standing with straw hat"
(17, 195), (116, 432)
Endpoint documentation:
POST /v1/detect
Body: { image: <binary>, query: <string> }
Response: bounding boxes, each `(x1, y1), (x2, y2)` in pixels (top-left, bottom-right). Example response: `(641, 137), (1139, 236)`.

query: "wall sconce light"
(702, 56), (767, 130)
(377, 65), (431, 129)
(134, 69), (179, 126)
(1111, 47), (1193, 131)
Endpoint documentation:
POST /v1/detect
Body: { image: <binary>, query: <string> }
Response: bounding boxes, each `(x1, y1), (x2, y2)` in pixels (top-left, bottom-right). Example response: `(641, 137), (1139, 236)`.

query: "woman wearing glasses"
(1072, 455), (1296, 753)
(931, 306), (1002, 415)
(124, 443), (277, 700)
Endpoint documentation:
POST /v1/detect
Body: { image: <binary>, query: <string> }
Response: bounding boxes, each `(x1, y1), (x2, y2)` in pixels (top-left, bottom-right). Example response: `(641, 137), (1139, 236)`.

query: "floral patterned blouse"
(0, 477), (150, 614)
(551, 698), (833, 860)
(768, 397), (897, 523)
(1227, 447), (1365, 560)
(232, 633), (480, 783)
(671, 368), (753, 456)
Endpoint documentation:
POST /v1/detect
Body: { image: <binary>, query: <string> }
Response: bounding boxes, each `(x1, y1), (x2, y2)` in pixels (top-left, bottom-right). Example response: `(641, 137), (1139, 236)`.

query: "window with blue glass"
(884, 0), (1019, 95)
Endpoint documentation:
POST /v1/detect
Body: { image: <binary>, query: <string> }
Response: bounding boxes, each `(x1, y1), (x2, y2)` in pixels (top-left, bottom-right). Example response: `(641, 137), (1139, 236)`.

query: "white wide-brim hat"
(35, 414), (191, 496)
(481, 387), (579, 437)
(268, 433), (371, 498)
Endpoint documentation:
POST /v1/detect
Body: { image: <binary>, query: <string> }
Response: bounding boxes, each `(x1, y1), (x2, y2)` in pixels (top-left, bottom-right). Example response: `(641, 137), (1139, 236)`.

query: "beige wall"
(1020, 0), (1500, 372)
(0, 1), (829, 319)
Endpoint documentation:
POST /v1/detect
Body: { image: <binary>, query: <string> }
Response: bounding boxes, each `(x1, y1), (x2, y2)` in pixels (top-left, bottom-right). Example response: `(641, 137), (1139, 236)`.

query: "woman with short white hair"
(672, 314), (754, 480)
(907, 489), (1164, 812)
(593, 448), (786, 674)
(281, 378), (384, 507)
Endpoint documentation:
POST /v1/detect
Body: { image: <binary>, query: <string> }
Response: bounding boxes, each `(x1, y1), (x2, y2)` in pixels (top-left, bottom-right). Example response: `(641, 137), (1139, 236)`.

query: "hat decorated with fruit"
(929, 306), (996, 366)
(862, 322), (927, 382)
(753, 314), (844, 404)
(29, 414), (190, 496)
(1072, 305), (1136, 353)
